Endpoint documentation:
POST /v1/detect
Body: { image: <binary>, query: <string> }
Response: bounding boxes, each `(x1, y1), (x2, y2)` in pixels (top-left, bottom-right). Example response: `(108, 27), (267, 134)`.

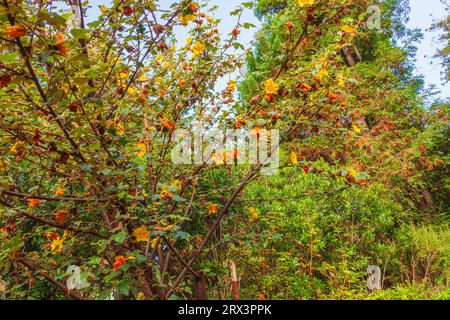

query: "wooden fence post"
(230, 261), (239, 300)
(367, 265), (382, 291)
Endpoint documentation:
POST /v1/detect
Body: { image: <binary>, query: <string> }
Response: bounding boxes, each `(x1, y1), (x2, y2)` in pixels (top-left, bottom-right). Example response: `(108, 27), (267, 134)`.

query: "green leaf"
(112, 231), (127, 244)
(70, 28), (89, 41)
(79, 163), (93, 172)
(0, 53), (19, 64)
(88, 257), (101, 265)
(117, 280), (132, 295)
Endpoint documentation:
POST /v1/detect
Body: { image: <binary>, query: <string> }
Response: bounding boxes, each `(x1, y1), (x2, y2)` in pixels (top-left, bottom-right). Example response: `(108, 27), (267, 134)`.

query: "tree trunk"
(341, 45), (362, 67)
(194, 270), (208, 300)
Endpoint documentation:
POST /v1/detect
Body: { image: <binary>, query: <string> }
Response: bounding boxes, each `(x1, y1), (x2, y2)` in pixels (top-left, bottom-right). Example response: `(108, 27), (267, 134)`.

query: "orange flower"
(55, 33), (65, 44)
(160, 189), (174, 200)
(54, 188), (65, 196)
(113, 256), (127, 271)
(264, 93), (274, 102)
(299, 83), (311, 94)
(234, 118), (247, 129)
(5, 25), (26, 38)
(133, 225), (150, 242)
(46, 232), (59, 240)
(54, 33), (68, 57)
(138, 90), (148, 104)
(301, 37), (308, 47)
(44, 243), (51, 250)
(161, 118), (175, 131)
(27, 198), (41, 207)
(56, 43), (68, 57)
(357, 178), (366, 186)
(303, 164), (312, 174)
(272, 113), (283, 121)
(188, 2), (198, 12)
(207, 203), (218, 215)
(195, 235), (204, 245)
(54, 211), (68, 225)
(264, 79), (279, 95)
(328, 92), (338, 104)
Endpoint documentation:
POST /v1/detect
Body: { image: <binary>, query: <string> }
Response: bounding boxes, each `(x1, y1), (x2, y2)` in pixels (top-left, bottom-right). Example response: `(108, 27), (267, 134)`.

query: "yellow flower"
(207, 203), (219, 215)
(352, 123), (361, 133)
(337, 74), (345, 87)
(139, 74), (147, 82)
(128, 86), (137, 96)
(290, 152), (298, 165)
(133, 225), (150, 242)
(116, 123), (125, 135)
(314, 68), (328, 82)
(150, 238), (159, 249)
(136, 140), (146, 157)
(119, 71), (128, 80)
(10, 141), (25, 154)
(100, 5), (107, 13)
(298, 0), (314, 7)
(171, 180), (182, 190)
(228, 80), (237, 88)
(179, 14), (195, 26)
(347, 168), (358, 177)
(51, 237), (63, 254)
(192, 42), (205, 55)
(170, 44), (177, 51)
(342, 25), (358, 35)
(137, 292), (145, 300)
(248, 207), (260, 222)
(264, 79), (279, 95)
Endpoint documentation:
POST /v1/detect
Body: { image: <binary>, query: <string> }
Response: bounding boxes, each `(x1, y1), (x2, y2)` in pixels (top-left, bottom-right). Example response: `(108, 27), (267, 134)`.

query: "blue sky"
(82, 0), (449, 100)
(407, 0), (449, 99)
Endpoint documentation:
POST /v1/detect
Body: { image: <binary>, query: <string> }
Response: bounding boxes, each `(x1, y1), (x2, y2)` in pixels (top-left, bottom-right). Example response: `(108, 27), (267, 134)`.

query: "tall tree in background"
(238, 0), (447, 215)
